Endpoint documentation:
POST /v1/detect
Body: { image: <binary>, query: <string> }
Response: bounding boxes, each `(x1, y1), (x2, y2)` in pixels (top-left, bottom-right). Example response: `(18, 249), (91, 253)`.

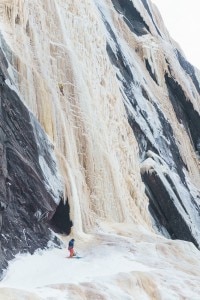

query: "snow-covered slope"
(0, 0), (200, 298)
(1, 225), (200, 299)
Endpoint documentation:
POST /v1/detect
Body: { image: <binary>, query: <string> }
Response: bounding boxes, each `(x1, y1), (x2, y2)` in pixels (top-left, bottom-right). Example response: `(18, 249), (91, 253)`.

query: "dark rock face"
(111, 0), (150, 36)
(142, 163), (199, 248)
(128, 113), (158, 160)
(106, 43), (134, 87)
(50, 200), (72, 235)
(0, 48), (71, 278)
(165, 72), (200, 155)
(176, 49), (200, 94)
(145, 59), (158, 84)
(101, 7), (200, 248)
(139, 78), (200, 246)
(141, 0), (161, 36)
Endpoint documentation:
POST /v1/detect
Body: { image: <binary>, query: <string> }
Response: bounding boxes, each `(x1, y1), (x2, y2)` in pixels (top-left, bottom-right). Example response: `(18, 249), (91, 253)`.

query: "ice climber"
(68, 238), (76, 258)
(58, 83), (64, 95)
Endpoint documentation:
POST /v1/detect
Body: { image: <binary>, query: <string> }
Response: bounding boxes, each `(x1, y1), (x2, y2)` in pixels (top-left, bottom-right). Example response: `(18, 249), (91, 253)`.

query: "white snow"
(0, 225), (200, 299)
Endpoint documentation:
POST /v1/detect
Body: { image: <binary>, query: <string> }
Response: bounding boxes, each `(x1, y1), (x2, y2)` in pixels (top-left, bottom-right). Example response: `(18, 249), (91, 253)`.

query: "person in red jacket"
(68, 238), (76, 258)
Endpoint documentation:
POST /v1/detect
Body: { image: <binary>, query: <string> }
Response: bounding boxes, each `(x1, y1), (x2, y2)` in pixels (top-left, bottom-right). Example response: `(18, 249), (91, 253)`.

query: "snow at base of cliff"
(0, 224), (200, 300)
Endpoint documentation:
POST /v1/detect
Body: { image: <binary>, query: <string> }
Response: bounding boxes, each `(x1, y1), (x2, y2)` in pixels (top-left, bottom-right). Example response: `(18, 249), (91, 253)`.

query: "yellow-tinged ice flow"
(0, 0), (152, 232)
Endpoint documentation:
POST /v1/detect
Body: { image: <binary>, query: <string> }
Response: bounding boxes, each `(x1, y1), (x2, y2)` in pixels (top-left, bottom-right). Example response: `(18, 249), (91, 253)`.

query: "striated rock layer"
(0, 0), (199, 277)
(0, 46), (64, 275)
